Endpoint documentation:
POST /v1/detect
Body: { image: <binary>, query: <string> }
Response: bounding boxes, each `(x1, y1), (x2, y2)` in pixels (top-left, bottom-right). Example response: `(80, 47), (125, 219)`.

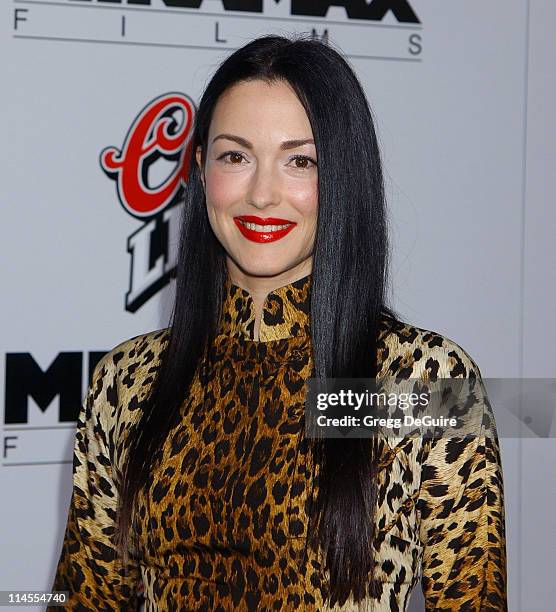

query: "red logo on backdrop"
(100, 92), (196, 312)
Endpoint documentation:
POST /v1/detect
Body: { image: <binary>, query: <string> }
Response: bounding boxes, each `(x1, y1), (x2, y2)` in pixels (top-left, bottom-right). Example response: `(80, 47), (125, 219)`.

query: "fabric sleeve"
(418, 370), (508, 611)
(48, 353), (140, 611)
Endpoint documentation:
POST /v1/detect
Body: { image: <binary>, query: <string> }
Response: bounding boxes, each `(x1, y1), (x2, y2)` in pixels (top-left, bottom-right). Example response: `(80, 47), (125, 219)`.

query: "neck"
(226, 259), (313, 341)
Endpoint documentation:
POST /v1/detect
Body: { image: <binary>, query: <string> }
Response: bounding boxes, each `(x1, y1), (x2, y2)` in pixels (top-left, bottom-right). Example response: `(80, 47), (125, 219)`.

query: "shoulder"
(91, 328), (170, 379)
(86, 328), (170, 442)
(377, 316), (483, 379)
(91, 327), (170, 387)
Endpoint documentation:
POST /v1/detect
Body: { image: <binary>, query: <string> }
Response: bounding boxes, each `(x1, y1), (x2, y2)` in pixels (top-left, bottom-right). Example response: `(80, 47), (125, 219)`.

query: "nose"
(246, 161), (280, 210)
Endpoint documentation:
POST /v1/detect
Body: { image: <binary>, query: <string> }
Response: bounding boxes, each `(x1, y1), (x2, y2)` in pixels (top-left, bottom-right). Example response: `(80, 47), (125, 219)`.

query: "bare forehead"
(209, 79), (313, 141)
(217, 78), (298, 105)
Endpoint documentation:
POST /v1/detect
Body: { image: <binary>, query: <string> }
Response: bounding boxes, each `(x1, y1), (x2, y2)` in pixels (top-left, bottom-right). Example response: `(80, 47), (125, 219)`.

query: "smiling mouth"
(234, 216), (297, 243)
(240, 221), (291, 231)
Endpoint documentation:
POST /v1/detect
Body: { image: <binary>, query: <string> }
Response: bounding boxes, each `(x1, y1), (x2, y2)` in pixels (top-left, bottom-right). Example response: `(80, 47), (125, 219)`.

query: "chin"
(233, 257), (297, 279)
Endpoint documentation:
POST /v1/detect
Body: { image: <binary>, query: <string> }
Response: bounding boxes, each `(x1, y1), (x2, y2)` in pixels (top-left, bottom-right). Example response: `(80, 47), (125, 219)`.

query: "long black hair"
(116, 33), (398, 607)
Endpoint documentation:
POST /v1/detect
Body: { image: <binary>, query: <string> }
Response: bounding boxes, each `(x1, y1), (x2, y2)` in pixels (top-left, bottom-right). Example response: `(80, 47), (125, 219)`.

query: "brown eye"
(290, 155), (316, 169)
(217, 151), (246, 164)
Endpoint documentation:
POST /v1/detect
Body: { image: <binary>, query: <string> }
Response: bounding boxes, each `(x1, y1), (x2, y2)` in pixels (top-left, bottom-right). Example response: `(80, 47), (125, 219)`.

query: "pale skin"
(195, 78), (318, 340)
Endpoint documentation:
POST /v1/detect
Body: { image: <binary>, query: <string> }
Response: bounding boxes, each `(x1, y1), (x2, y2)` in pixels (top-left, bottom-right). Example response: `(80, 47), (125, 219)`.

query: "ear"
(195, 146), (205, 189)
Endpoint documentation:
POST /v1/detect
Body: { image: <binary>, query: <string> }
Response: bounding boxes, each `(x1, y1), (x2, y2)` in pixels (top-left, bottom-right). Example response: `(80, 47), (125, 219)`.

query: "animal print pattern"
(50, 273), (507, 611)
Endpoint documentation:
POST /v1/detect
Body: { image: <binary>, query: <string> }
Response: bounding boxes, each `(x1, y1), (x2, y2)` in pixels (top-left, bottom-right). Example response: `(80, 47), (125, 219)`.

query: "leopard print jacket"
(50, 273), (507, 611)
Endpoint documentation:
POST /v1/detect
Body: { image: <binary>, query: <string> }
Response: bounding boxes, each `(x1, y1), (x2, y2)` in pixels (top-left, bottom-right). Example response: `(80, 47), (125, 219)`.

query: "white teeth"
(241, 221), (291, 232)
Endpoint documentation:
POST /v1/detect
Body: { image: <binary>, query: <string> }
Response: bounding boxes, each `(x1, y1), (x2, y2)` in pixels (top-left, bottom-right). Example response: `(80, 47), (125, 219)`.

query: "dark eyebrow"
(211, 133), (314, 150)
(280, 138), (315, 150)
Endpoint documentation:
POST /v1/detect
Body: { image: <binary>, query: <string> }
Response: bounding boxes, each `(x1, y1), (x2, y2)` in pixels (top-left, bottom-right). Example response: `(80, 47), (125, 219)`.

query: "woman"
(50, 34), (507, 611)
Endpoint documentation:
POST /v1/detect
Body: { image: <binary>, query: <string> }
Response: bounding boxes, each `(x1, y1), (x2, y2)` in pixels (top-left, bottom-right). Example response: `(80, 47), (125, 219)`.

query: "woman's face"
(196, 78), (318, 282)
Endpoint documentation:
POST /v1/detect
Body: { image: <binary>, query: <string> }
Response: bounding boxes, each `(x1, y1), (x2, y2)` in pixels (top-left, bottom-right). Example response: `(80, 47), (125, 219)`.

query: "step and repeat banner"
(2, 1), (554, 610)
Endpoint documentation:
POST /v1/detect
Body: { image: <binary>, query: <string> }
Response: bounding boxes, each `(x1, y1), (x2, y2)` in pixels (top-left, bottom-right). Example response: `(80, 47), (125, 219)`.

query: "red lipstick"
(234, 215), (297, 243)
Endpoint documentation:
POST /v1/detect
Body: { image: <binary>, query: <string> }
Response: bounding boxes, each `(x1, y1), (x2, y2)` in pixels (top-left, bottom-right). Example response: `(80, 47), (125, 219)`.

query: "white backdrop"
(2, 1), (554, 610)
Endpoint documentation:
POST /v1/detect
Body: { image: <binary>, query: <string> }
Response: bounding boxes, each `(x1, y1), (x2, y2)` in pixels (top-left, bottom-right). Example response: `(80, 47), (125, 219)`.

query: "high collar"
(217, 272), (312, 342)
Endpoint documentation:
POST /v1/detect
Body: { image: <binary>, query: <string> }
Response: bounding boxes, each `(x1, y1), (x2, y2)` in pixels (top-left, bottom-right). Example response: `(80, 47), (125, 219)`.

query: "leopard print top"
(50, 273), (507, 611)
